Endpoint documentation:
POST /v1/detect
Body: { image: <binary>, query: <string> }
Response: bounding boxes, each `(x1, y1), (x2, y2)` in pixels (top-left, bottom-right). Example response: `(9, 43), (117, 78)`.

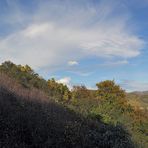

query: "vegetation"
(0, 61), (147, 147)
(0, 61), (70, 100)
(68, 81), (148, 148)
(127, 91), (148, 110)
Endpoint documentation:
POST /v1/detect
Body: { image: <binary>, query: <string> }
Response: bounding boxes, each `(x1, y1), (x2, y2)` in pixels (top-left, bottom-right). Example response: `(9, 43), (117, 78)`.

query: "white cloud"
(120, 80), (148, 92)
(23, 23), (51, 38)
(0, 0), (145, 71)
(68, 61), (79, 66)
(67, 70), (93, 77)
(57, 77), (71, 88)
(102, 60), (128, 67)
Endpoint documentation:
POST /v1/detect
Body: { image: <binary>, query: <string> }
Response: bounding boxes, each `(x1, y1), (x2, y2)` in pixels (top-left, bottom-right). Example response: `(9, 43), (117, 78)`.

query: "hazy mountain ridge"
(127, 91), (148, 110)
(130, 91), (148, 96)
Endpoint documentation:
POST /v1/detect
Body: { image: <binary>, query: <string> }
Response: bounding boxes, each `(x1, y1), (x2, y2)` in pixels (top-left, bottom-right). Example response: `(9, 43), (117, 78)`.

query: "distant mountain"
(126, 91), (148, 110)
(130, 91), (148, 95)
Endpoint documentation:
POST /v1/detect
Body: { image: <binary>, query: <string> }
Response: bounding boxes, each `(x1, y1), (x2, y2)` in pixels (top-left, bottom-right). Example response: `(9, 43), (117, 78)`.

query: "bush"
(0, 75), (135, 148)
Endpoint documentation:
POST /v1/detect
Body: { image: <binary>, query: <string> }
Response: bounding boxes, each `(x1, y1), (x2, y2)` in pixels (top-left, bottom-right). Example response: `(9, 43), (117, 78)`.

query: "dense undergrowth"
(0, 61), (147, 147)
(0, 74), (134, 147)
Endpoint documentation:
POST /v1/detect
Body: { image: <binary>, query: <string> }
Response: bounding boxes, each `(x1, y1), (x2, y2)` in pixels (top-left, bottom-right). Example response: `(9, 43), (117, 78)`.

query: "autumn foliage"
(0, 61), (147, 148)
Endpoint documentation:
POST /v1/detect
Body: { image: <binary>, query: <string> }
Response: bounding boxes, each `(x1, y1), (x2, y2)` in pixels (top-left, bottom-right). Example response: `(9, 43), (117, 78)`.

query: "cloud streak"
(0, 0), (144, 72)
(121, 80), (148, 92)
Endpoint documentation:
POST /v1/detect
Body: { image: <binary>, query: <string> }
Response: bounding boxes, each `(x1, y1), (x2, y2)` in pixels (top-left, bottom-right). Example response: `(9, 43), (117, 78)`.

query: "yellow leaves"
(19, 65), (33, 73)
(20, 66), (26, 72)
(63, 90), (71, 101)
(96, 80), (126, 100)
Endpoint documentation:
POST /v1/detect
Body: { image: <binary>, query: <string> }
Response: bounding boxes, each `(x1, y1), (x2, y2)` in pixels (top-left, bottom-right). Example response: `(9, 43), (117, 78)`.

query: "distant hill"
(126, 91), (148, 110)
(131, 91), (148, 95)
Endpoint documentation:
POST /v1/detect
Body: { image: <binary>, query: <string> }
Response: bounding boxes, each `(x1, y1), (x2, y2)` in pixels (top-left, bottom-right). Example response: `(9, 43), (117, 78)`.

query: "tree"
(19, 65), (34, 74)
(47, 78), (71, 102)
(93, 80), (128, 124)
(72, 85), (90, 99)
(96, 80), (125, 100)
(63, 90), (71, 102)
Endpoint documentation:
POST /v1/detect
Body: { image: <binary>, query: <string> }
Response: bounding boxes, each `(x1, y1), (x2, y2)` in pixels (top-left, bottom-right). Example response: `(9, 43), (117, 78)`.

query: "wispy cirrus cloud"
(101, 60), (128, 67)
(0, 0), (145, 72)
(120, 80), (148, 92)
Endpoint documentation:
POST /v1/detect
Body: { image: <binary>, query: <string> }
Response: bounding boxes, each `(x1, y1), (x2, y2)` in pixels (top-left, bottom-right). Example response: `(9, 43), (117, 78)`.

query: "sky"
(0, 0), (148, 92)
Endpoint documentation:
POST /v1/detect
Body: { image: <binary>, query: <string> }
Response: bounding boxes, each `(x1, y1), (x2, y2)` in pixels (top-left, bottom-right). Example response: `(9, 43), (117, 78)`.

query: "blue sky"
(0, 0), (148, 91)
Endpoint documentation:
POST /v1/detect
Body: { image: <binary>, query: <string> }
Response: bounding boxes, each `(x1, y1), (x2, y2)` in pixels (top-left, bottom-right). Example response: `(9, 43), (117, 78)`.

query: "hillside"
(127, 92), (148, 110)
(0, 61), (147, 148)
(0, 73), (134, 148)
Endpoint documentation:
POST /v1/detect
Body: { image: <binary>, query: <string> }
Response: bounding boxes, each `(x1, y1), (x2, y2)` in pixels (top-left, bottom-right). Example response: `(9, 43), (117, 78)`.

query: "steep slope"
(0, 75), (134, 148)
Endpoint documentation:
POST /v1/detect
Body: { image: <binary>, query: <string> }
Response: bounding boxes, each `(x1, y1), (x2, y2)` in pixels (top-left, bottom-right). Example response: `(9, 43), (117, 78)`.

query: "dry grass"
(0, 73), (135, 148)
(0, 72), (48, 102)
